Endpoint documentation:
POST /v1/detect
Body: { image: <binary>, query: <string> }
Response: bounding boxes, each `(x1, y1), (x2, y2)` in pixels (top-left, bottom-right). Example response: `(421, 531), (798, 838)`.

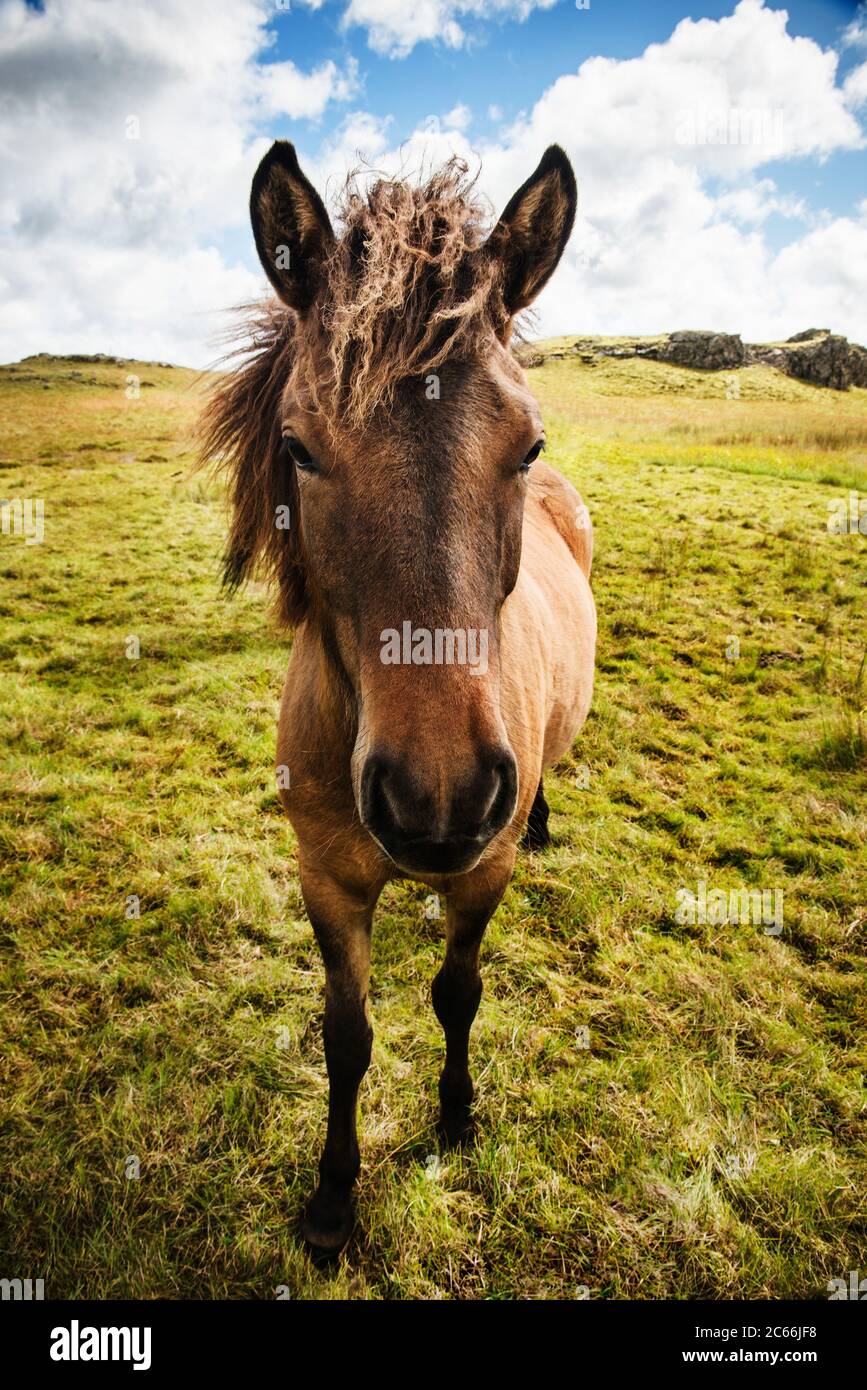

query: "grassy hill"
(1, 349), (865, 1298)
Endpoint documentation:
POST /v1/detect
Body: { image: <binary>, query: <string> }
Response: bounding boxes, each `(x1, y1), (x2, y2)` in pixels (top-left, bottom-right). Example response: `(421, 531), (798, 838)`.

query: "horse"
(200, 140), (596, 1256)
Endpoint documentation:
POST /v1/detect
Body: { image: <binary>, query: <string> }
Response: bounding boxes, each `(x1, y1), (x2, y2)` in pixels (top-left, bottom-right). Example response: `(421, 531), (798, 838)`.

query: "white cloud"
(257, 57), (360, 119)
(843, 61), (867, 110)
(714, 180), (807, 226)
(0, 0), (357, 365)
(842, 8), (867, 50)
(0, 241), (260, 368)
(491, 0), (863, 191)
(340, 0), (557, 60)
(766, 213), (867, 340)
(443, 103), (472, 131)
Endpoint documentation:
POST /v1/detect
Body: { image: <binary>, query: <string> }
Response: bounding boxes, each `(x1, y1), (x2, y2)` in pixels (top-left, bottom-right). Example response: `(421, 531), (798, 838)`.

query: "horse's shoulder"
(528, 460), (593, 578)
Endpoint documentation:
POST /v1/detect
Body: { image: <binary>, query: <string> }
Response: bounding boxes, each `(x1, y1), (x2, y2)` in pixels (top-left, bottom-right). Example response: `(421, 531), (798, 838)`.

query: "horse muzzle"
(359, 747), (518, 875)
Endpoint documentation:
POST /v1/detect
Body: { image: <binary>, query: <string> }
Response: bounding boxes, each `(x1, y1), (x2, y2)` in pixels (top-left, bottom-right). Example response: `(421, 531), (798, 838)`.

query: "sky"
(0, 0), (866, 366)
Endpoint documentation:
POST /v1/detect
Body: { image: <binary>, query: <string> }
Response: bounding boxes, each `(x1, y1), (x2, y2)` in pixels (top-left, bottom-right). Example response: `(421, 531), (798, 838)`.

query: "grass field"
(1, 346), (865, 1300)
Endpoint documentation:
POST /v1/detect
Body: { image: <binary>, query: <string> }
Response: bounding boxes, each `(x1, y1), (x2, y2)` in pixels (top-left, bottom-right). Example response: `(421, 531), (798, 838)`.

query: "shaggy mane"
(322, 157), (505, 426)
(197, 300), (305, 622)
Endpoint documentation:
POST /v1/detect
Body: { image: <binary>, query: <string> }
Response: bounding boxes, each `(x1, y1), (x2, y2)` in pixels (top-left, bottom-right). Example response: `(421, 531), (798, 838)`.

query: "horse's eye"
(520, 439), (545, 473)
(283, 435), (316, 472)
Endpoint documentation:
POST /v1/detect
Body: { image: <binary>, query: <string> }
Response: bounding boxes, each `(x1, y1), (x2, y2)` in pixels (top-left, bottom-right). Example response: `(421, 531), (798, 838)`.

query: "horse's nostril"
(361, 753), (422, 840)
(483, 751), (518, 833)
(478, 764), (503, 823)
(360, 755), (396, 837)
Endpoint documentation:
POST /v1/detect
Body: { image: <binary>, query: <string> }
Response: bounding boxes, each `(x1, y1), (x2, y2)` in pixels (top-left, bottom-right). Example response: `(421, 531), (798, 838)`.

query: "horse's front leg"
(432, 853), (514, 1147)
(299, 861), (379, 1256)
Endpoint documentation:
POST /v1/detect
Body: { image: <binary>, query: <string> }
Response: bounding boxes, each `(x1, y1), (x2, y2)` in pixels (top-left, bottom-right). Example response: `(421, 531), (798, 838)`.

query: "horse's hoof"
(521, 824), (551, 851)
(437, 1109), (476, 1150)
(300, 1197), (355, 1259)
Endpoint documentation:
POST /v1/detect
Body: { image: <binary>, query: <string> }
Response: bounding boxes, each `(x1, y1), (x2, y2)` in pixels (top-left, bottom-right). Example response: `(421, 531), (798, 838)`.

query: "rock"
(783, 335), (865, 391)
(598, 342), (660, 360)
(786, 329), (830, 343)
(849, 346), (867, 389)
(66, 353), (126, 365)
(660, 330), (746, 370)
(747, 333), (867, 389)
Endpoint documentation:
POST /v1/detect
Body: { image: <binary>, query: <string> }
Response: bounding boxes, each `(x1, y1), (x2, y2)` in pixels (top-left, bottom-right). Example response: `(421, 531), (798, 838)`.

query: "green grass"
(1, 350), (865, 1299)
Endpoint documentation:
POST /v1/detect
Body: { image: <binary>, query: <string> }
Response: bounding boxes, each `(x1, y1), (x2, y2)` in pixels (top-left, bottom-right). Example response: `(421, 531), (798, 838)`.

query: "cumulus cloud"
(713, 181), (807, 226)
(0, 0), (357, 364)
(442, 103), (472, 131)
(843, 61), (867, 110)
(842, 6), (867, 50)
(340, 0), (557, 60)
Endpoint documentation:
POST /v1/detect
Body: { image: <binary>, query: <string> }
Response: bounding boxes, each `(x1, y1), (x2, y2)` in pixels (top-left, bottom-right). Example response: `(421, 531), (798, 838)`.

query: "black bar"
(3, 1297), (860, 1375)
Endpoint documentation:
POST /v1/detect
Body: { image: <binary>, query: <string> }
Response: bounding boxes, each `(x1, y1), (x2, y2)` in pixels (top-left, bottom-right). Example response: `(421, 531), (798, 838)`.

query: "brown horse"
(201, 140), (596, 1256)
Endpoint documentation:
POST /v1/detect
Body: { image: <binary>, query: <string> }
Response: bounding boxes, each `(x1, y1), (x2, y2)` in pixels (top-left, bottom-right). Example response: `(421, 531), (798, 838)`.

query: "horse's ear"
(487, 145), (577, 318)
(250, 141), (335, 312)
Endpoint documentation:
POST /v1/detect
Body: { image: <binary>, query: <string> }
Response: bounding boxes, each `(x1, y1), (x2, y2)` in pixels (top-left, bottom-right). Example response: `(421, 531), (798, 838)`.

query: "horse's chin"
(367, 830), (487, 878)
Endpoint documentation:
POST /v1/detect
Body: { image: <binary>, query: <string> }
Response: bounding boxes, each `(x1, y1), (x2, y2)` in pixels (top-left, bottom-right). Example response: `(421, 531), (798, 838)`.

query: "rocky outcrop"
(748, 334), (867, 390)
(659, 330), (746, 370)
(777, 335), (854, 391)
(850, 348), (867, 389)
(516, 329), (867, 390)
(18, 352), (176, 369)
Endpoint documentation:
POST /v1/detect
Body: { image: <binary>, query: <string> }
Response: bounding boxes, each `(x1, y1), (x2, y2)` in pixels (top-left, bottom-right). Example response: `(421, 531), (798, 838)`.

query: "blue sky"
(3, 0), (867, 363)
